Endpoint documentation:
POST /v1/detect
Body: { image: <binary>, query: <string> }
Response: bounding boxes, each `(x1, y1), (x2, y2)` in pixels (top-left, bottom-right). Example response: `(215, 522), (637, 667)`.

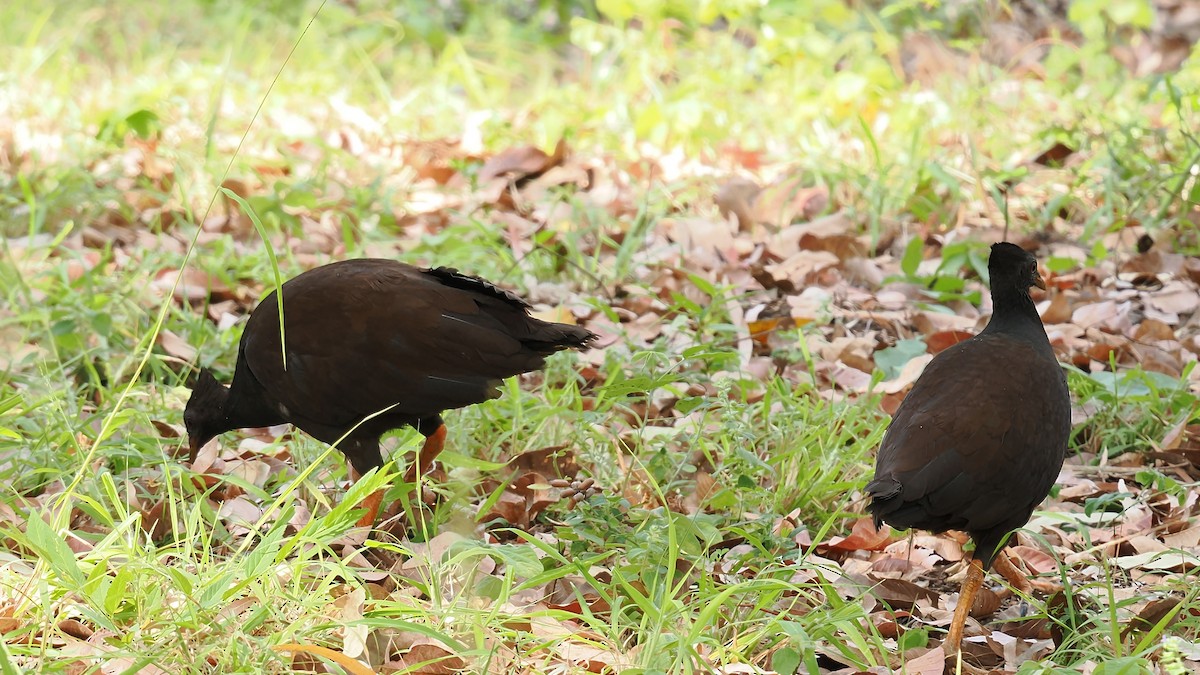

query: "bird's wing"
(868, 335), (1069, 534)
(242, 261), (563, 430)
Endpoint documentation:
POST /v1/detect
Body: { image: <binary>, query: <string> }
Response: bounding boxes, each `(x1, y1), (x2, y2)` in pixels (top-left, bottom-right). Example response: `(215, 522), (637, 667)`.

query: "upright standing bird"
(184, 259), (596, 526)
(866, 242), (1071, 655)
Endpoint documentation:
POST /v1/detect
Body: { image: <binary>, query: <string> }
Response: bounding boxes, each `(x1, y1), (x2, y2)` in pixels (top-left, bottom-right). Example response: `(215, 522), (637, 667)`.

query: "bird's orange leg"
(404, 423), (447, 484)
(346, 464), (385, 528)
(349, 424), (448, 529)
(993, 551), (1033, 594)
(994, 550), (1061, 594)
(355, 488), (385, 528)
(946, 557), (986, 652)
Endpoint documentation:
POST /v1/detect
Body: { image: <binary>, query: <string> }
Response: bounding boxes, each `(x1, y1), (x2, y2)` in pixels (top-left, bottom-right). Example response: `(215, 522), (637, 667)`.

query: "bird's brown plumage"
(184, 259), (596, 522)
(866, 241), (1071, 652)
(867, 334), (1070, 566)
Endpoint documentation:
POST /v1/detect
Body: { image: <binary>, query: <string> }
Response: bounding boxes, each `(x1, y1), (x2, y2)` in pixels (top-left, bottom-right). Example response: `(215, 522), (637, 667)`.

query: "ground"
(1, 1), (1199, 673)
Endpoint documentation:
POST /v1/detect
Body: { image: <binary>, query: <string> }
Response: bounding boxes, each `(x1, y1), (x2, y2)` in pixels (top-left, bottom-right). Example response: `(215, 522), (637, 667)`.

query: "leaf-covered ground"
(2, 1), (1200, 673)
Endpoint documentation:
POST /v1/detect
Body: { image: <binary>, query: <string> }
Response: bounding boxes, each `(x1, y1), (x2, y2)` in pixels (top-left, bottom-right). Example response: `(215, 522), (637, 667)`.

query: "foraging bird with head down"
(184, 259), (596, 527)
(866, 242), (1071, 656)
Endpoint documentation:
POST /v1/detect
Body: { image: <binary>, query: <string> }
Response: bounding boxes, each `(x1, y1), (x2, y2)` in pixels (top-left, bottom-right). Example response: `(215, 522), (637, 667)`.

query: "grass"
(1, 0), (1199, 672)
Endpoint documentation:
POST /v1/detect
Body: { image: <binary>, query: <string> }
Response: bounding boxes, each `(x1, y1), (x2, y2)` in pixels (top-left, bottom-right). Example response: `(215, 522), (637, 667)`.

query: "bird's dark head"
(989, 242), (1046, 294)
(184, 368), (230, 462)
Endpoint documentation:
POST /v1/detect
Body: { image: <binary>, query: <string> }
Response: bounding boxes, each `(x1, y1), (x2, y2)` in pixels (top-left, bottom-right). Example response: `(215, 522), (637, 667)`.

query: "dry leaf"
(478, 140), (566, 184)
(868, 577), (940, 611)
(714, 176), (761, 231)
(820, 517), (896, 554)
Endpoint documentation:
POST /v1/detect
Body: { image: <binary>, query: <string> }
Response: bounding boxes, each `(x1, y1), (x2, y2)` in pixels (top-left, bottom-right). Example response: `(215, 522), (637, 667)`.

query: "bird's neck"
(222, 362), (288, 431)
(982, 287), (1052, 348)
(221, 390), (283, 431)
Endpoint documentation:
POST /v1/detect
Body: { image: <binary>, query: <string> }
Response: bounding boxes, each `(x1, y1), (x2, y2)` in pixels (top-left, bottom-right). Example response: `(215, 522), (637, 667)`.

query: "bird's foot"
(942, 650), (992, 675)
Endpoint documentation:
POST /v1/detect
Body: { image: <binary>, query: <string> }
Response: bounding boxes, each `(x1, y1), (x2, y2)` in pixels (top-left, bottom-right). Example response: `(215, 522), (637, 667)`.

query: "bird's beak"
(188, 437), (201, 464)
(1033, 270), (1047, 291)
